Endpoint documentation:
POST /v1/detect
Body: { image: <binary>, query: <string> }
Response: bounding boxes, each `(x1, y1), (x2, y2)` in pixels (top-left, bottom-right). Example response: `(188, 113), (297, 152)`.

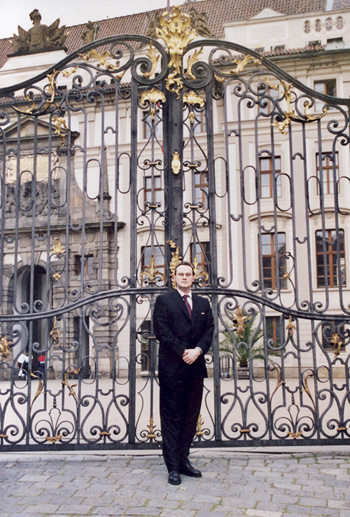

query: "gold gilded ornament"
(171, 151), (181, 175)
(52, 237), (65, 256)
(0, 336), (11, 359)
(156, 6), (197, 98)
(79, 49), (120, 72)
(140, 255), (165, 285)
(143, 43), (160, 79)
(167, 240), (182, 289)
(184, 91), (205, 124)
(271, 79), (328, 135)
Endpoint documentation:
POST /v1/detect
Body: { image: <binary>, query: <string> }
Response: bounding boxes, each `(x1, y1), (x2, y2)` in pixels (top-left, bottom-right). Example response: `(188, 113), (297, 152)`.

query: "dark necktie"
(183, 294), (192, 318)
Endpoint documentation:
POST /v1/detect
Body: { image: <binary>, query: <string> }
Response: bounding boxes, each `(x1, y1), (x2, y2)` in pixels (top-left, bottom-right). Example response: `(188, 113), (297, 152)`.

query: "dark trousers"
(159, 375), (203, 472)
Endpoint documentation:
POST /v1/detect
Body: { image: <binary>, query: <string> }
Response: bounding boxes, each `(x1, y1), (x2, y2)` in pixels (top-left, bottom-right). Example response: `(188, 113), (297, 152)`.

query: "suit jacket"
(153, 290), (214, 379)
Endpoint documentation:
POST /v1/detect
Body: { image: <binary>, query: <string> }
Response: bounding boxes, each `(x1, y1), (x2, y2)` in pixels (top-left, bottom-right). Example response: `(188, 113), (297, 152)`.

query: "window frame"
(259, 232), (287, 290)
(258, 84), (280, 115)
(193, 107), (207, 134)
(193, 170), (209, 209)
(314, 79), (336, 112)
(142, 109), (163, 140)
(140, 245), (165, 286)
(316, 229), (346, 288)
(144, 175), (162, 206)
(259, 156), (282, 199)
(316, 152), (339, 195)
(190, 241), (210, 283)
(74, 254), (94, 277)
(266, 315), (284, 349)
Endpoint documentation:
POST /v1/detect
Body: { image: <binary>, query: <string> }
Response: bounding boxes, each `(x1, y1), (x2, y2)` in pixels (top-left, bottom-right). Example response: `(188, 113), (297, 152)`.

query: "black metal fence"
(1, 10), (350, 450)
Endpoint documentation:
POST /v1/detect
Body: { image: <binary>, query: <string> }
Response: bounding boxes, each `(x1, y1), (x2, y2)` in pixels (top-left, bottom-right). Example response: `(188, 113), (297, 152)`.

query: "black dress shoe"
(179, 460), (202, 478)
(168, 470), (181, 485)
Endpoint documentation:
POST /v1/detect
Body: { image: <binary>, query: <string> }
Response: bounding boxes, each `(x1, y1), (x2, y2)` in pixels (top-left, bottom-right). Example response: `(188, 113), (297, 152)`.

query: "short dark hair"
(175, 261), (194, 274)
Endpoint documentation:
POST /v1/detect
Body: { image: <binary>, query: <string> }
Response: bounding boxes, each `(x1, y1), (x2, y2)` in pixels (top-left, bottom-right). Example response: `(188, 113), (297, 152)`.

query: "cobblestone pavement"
(1, 448), (350, 516)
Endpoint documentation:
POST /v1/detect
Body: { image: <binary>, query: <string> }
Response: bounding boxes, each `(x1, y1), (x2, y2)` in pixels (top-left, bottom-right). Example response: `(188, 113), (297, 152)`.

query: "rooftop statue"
(11, 9), (66, 54)
(145, 12), (161, 40)
(189, 8), (213, 38)
(81, 21), (100, 45)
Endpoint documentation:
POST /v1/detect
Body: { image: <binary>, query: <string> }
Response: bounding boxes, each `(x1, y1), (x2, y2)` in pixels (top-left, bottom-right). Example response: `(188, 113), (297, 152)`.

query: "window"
(260, 233), (287, 290)
(194, 171), (209, 209)
(315, 19), (322, 32)
(144, 175), (162, 206)
(327, 37), (343, 48)
(193, 108), (206, 134)
(314, 79), (336, 111)
(266, 316), (284, 348)
(143, 110), (162, 140)
(190, 241), (210, 282)
(336, 16), (344, 30)
(316, 230), (346, 288)
(304, 20), (311, 34)
(73, 316), (90, 378)
(74, 255), (94, 277)
(140, 245), (165, 286)
(259, 156), (282, 198)
(316, 152), (338, 195)
(258, 85), (279, 115)
(325, 17), (332, 31)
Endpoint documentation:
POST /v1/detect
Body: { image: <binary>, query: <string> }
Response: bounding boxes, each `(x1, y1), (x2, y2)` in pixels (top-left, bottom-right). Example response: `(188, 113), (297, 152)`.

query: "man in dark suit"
(153, 261), (214, 485)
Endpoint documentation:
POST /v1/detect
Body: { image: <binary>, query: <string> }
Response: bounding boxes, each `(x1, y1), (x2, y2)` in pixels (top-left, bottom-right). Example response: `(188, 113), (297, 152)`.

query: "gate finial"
(156, 6), (197, 98)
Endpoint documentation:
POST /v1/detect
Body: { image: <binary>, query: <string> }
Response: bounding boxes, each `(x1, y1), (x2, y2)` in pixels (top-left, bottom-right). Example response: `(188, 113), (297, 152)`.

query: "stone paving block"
(32, 481), (62, 490)
(57, 504), (94, 514)
(146, 499), (179, 509)
(181, 500), (216, 511)
(160, 510), (196, 517)
(7, 513), (40, 517)
(282, 513), (307, 517)
(90, 508), (129, 516)
(18, 474), (52, 482)
(299, 496), (329, 507)
(21, 504), (60, 514)
(273, 482), (301, 490)
(246, 510), (283, 517)
(256, 501), (288, 513)
(328, 500), (350, 510)
(124, 507), (162, 515)
(272, 494), (299, 504)
(251, 489), (273, 501)
(286, 504), (339, 517)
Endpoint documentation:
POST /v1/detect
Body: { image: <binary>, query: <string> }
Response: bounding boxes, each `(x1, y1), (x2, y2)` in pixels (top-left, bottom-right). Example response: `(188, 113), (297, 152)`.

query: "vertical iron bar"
(163, 84), (184, 280)
(128, 78), (138, 443)
(205, 83), (221, 441)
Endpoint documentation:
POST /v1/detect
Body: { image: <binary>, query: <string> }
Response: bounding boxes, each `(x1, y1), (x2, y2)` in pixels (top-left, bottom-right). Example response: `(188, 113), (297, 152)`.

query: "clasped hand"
(182, 348), (200, 365)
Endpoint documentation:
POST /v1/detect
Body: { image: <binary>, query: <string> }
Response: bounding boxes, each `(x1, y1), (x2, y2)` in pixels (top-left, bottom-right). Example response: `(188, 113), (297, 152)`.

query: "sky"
(0, 0), (184, 39)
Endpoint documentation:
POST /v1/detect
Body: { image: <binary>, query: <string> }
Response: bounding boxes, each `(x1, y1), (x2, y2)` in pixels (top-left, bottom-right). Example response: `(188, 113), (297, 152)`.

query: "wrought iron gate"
(1, 7), (350, 451)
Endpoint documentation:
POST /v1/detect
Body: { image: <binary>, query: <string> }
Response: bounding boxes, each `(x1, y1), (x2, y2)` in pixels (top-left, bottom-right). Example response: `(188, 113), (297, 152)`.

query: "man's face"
(174, 264), (194, 293)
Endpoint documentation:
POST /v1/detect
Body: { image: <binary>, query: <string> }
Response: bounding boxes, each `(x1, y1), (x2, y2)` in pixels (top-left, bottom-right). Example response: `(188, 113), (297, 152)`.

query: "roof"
(0, 0), (349, 70)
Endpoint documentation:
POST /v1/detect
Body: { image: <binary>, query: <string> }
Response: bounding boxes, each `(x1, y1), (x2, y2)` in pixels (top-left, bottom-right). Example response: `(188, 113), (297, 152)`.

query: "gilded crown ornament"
(156, 6), (197, 98)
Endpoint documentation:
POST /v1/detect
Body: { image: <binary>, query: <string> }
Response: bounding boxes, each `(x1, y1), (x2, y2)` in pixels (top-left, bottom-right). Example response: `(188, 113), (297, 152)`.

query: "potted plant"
(220, 307), (279, 379)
